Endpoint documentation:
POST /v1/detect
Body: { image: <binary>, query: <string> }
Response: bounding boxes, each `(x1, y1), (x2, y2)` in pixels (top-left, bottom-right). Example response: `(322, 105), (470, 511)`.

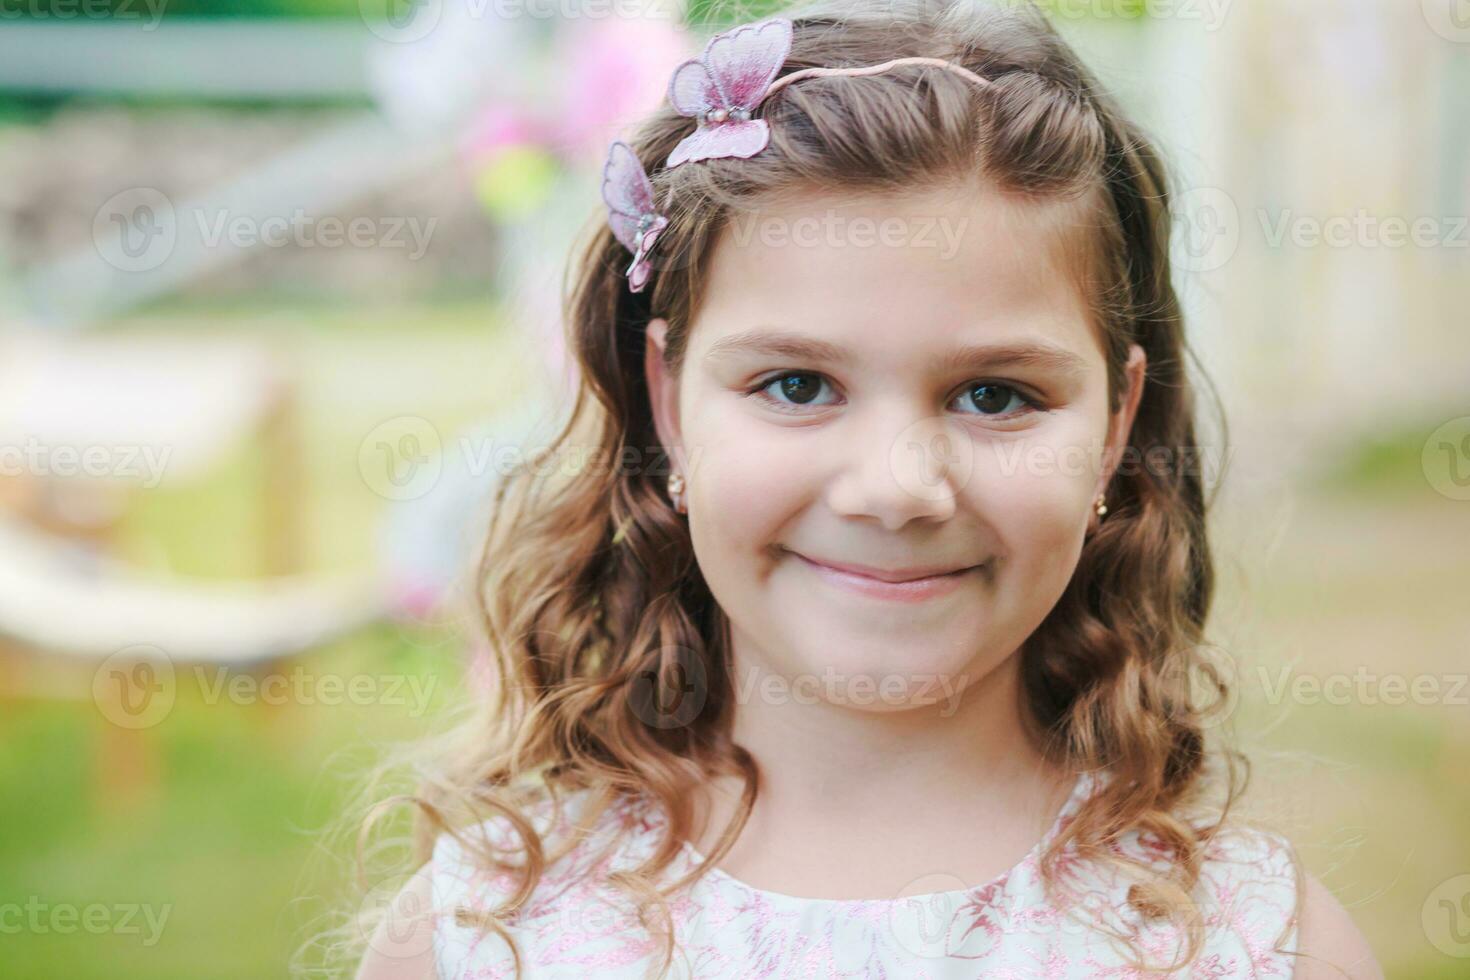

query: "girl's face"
(646, 182), (1145, 713)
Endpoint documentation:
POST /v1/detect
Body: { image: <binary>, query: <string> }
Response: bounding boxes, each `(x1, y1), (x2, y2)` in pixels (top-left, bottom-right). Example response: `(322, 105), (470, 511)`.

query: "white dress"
(429, 770), (1299, 978)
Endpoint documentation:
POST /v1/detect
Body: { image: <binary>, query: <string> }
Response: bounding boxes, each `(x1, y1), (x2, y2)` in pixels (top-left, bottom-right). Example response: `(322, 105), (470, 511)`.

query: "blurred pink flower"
(388, 573), (443, 622)
(550, 17), (695, 162)
(460, 105), (549, 164)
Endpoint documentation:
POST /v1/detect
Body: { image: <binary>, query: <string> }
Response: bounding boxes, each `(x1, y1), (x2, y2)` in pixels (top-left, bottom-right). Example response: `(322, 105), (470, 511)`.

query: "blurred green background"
(0, 1), (1467, 978)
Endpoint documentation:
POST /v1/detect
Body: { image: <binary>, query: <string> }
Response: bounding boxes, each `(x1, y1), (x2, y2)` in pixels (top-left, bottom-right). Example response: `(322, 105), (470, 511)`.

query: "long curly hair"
(322, 1), (1304, 976)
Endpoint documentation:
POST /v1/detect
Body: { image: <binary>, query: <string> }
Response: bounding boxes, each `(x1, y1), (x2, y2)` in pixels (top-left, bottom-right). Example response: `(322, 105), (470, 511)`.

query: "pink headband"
(764, 57), (993, 100)
(601, 17), (993, 293)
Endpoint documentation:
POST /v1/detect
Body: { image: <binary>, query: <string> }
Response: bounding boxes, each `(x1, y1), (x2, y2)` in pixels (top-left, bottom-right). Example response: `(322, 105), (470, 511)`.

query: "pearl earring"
(667, 472), (687, 514)
(1094, 494), (1108, 518)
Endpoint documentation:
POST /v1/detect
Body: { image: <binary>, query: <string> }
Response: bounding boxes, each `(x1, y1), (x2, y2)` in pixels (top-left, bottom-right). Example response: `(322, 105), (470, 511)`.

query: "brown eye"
(752, 372), (833, 412)
(775, 374), (822, 405)
(959, 383), (1032, 416)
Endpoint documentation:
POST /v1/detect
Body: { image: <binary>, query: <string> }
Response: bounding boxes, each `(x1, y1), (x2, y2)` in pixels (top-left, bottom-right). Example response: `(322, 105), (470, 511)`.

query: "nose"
(825, 411), (966, 531)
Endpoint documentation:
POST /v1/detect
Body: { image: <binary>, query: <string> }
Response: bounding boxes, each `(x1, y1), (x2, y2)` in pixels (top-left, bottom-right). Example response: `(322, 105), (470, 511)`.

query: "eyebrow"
(704, 330), (1090, 380)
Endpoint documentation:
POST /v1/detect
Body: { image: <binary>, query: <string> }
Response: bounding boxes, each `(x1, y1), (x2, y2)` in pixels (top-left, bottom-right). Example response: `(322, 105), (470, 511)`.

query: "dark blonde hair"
(327, 1), (1303, 976)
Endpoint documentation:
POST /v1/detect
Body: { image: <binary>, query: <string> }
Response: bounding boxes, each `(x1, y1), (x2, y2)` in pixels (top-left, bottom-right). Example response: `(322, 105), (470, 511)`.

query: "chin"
(782, 617), (988, 686)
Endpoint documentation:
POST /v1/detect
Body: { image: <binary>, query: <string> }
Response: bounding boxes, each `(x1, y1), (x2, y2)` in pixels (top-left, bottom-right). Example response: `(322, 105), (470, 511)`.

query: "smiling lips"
(787, 550), (984, 602)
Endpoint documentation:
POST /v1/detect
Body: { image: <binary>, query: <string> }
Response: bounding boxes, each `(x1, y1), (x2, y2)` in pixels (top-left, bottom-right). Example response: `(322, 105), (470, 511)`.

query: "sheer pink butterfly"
(601, 140), (669, 293)
(665, 17), (793, 168)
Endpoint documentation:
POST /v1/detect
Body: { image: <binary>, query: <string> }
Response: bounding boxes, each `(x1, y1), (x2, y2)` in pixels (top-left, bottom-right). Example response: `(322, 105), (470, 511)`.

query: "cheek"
(683, 413), (810, 578)
(967, 420), (1102, 567)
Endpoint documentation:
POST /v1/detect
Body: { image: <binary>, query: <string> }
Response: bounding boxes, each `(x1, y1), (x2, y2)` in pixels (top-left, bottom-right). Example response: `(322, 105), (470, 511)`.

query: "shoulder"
(392, 786), (659, 978)
(1077, 821), (1299, 972)
(1189, 825), (1300, 965)
(1292, 872), (1383, 980)
(1189, 824), (1380, 979)
(354, 863), (437, 980)
(1087, 822), (1302, 971)
(354, 790), (598, 980)
(352, 788), (604, 980)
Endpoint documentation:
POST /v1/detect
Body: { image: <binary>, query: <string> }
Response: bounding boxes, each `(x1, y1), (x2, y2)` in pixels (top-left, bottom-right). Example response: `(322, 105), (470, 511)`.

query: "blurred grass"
(1313, 419), (1443, 500)
(1215, 448), (1470, 977)
(0, 623), (466, 980)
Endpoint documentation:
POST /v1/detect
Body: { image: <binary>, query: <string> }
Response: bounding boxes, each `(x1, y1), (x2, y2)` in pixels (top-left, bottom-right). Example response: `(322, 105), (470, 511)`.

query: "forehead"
(689, 181), (1102, 369)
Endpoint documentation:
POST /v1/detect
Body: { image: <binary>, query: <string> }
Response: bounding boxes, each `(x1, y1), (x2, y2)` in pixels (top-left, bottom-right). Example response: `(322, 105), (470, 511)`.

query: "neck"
(695, 627), (1073, 843)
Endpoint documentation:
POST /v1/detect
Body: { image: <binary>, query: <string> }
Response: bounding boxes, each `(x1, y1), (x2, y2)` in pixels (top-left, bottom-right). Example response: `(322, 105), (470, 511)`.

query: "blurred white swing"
(0, 333), (386, 664)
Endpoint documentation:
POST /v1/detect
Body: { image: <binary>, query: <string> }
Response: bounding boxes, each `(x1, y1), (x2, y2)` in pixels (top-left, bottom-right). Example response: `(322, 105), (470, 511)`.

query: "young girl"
(353, 1), (1381, 977)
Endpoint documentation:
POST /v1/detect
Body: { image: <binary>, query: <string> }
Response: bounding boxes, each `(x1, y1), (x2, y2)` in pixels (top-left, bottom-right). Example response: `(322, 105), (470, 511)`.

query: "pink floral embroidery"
(429, 774), (1300, 978)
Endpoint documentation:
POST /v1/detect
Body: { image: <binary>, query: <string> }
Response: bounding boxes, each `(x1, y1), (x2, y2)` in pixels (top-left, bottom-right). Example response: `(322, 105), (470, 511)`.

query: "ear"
(1097, 343), (1147, 497)
(644, 317), (683, 462)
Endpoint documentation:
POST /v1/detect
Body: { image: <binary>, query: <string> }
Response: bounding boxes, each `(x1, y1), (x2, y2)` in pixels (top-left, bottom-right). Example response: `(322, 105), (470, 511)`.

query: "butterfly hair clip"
(601, 140), (669, 294)
(601, 16), (997, 291)
(665, 16), (793, 168)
